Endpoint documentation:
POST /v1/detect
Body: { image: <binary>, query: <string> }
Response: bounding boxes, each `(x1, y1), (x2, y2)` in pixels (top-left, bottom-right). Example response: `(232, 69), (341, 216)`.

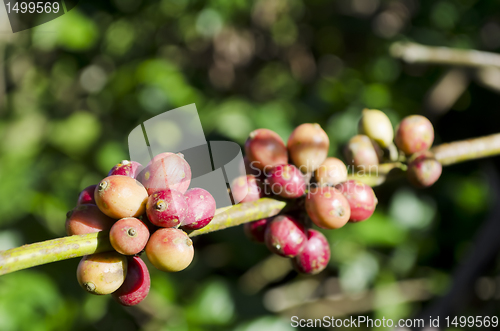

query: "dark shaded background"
(0, 0), (500, 330)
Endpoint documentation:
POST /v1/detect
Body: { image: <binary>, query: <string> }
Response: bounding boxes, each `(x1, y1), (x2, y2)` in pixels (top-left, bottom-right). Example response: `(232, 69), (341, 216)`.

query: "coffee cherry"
(287, 123), (329, 173)
(182, 188), (216, 231)
(245, 129), (288, 171)
(305, 187), (351, 229)
(292, 229), (330, 275)
(395, 115), (434, 155)
(146, 228), (194, 272)
(77, 252), (127, 295)
(344, 135), (381, 168)
(358, 109), (394, 148)
(267, 164), (306, 198)
(138, 153), (191, 195)
(95, 176), (148, 219)
(112, 256), (151, 306)
(77, 185), (97, 205)
(244, 218), (271, 243)
(407, 151), (442, 188)
(335, 180), (377, 222)
(231, 175), (263, 203)
(109, 217), (150, 255)
(264, 215), (307, 258)
(314, 157), (348, 186)
(240, 156), (261, 177)
(146, 189), (187, 228)
(108, 160), (143, 178)
(65, 204), (115, 236)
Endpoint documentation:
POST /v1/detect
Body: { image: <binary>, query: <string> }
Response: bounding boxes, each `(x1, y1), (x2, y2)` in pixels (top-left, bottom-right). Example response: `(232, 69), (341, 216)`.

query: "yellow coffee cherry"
(358, 109), (394, 148)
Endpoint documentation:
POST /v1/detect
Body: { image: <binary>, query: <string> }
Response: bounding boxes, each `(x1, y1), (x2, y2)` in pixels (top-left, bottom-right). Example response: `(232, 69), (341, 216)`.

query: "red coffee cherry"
(146, 189), (188, 228)
(95, 175), (148, 219)
(287, 123), (329, 173)
(77, 252), (127, 295)
(335, 180), (377, 222)
(344, 135), (381, 168)
(65, 204), (115, 236)
(138, 152), (191, 195)
(112, 256), (151, 306)
(231, 175), (263, 203)
(407, 151), (442, 188)
(245, 129), (288, 171)
(293, 229), (330, 275)
(395, 115), (434, 155)
(267, 164), (306, 198)
(109, 217), (150, 255)
(146, 228), (194, 272)
(264, 215), (307, 258)
(305, 187), (351, 229)
(244, 218), (271, 243)
(108, 160), (143, 178)
(77, 185), (97, 205)
(314, 157), (348, 186)
(181, 188), (216, 231)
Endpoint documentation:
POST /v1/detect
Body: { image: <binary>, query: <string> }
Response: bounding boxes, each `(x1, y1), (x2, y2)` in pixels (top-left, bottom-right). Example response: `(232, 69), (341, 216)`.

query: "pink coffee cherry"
(112, 256), (151, 306)
(146, 228), (194, 272)
(315, 157), (348, 186)
(407, 151), (442, 188)
(245, 129), (288, 171)
(138, 152), (191, 195)
(244, 218), (271, 243)
(395, 115), (434, 155)
(287, 123), (330, 173)
(293, 229), (331, 275)
(344, 135), (381, 168)
(267, 164), (306, 199)
(146, 189), (188, 228)
(77, 185), (97, 205)
(231, 175), (263, 203)
(95, 175), (148, 219)
(108, 160), (143, 178)
(109, 217), (150, 255)
(182, 188), (216, 231)
(305, 187), (351, 229)
(66, 204), (115, 236)
(264, 215), (307, 258)
(335, 180), (377, 222)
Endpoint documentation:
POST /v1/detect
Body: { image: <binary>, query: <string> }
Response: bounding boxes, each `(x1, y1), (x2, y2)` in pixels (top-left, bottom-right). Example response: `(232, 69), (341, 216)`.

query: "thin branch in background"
(266, 277), (432, 319)
(238, 255), (293, 295)
(475, 66), (500, 94)
(414, 163), (500, 330)
(424, 68), (469, 117)
(390, 42), (500, 69)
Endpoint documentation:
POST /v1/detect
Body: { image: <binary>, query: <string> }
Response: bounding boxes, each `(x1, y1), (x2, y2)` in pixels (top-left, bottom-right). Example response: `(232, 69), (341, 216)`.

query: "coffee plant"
(1, 108), (498, 309)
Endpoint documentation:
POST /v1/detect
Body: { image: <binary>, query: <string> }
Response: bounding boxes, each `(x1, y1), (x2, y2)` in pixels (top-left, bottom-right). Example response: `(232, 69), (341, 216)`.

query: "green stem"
(0, 199), (287, 276)
(1, 133), (500, 276)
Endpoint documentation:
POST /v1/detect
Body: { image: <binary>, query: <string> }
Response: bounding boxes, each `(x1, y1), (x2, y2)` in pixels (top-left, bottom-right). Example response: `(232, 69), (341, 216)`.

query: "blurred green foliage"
(1, 0), (500, 329)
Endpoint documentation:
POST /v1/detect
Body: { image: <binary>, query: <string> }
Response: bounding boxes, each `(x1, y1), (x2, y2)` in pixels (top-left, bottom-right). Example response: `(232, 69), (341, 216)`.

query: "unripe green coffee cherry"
(358, 109), (394, 148)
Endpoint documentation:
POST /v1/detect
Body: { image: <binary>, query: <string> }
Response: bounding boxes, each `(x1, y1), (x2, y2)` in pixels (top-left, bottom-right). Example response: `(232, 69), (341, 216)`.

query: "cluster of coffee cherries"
(66, 153), (215, 306)
(234, 123), (378, 275)
(347, 109), (440, 188)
